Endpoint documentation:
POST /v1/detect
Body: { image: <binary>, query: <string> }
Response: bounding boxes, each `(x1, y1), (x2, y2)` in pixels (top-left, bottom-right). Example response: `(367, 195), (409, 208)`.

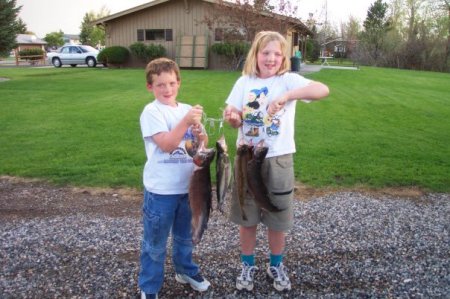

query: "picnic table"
(320, 56), (333, 66)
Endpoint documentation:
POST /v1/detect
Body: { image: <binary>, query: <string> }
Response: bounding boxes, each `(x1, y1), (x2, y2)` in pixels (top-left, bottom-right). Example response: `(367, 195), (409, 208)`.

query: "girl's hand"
(267, 95), (288, 116)
(223, 106), (242, 128)
(185, 105), (203, 126)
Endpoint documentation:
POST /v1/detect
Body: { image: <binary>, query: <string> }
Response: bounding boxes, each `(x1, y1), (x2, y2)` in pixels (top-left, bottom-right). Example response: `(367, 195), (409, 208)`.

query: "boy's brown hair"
(145, 57), (181, 84)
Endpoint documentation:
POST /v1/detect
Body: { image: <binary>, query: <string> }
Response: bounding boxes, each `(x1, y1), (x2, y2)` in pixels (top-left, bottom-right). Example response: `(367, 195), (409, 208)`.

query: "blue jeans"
(138, 190), (199, 294)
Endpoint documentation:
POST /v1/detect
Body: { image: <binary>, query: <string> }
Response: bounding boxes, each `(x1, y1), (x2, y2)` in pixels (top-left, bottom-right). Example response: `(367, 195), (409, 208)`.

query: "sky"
(17, 0), (375, 38)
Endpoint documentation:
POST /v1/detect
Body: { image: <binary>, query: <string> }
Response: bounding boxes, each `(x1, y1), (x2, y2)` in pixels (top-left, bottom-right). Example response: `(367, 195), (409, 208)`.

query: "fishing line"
(202, 112), (224, 135)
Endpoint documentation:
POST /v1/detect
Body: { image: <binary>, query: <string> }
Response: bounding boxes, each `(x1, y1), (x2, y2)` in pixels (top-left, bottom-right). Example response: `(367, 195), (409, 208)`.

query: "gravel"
(1, 178), (449, 298)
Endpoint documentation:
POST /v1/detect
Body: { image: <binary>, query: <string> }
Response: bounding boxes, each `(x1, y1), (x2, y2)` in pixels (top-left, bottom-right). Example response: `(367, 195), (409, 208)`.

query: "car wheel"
(70, 64), (77, 67)
(52, 58), (62, 68)
(86, 57), (97, 68)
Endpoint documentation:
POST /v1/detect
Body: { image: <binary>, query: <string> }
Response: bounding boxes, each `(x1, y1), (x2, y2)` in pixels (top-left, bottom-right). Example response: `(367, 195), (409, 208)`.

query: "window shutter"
(293, 32), (299, 46)
(165, 29), (173, 41)
(137, 29), (144, 41)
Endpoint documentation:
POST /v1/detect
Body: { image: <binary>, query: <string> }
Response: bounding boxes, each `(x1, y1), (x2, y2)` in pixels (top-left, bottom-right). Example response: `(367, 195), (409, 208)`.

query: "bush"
(129, 42), (147, 61)
(211, 42), (250, 70)
(98, 46), (130, 66)
(211, 42), (249, 58)
(18, 48), (45, 60)
(129, 42), (166, 63)
(145, 44), (166, 61)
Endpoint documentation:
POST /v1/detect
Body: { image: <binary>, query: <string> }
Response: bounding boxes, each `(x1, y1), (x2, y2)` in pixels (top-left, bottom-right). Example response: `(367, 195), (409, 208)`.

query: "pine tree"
(0, 0), (23, 56)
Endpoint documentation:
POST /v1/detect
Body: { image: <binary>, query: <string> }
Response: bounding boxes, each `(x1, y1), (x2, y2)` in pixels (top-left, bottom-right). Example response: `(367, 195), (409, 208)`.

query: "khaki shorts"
(228, 154), (295, 232)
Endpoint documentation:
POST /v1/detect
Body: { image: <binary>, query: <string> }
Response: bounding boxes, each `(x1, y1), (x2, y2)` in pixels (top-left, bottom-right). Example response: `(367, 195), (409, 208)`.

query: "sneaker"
(236, 262), (258, 291)
(175, 272), (211, 292)
(267, 263), (291, 291)
(141, 291), (158, 299)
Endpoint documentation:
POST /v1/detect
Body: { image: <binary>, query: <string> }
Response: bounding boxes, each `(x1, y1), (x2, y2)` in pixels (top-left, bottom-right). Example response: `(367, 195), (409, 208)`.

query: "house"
(15, 34), (47, 54)
(63, 34), (81, 45)
(14, 34), (47, 65)
(320, 37), (360, 59)
(94, 0), (312, 69)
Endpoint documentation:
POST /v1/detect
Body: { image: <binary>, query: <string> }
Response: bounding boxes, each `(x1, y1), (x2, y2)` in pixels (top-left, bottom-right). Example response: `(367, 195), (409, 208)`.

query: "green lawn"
(0, 66), (449, 192)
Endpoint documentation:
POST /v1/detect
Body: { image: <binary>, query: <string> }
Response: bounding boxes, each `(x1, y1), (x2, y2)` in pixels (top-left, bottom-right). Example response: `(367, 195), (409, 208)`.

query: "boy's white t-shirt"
(226, 72), (312, 158)
(140, 100), (195, 194)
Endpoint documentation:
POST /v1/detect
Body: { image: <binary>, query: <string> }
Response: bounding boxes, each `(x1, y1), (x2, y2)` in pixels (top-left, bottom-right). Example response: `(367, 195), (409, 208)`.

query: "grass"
(0, 66), (449, 192)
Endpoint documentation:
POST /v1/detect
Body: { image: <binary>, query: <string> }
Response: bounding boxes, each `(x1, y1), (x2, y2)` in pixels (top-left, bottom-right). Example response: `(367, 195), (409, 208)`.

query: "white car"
(47, 45), (99, 68)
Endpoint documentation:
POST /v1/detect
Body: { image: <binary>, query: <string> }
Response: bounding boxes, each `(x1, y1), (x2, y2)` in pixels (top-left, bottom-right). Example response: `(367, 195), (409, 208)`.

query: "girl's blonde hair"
(242, 31), (290, 77)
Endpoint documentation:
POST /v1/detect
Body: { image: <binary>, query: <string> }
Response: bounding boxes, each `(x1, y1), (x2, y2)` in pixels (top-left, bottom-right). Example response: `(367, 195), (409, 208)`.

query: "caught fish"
(216, 134), (232, 213)
(185, 125), (203, 157)
(246, 141), (283, 212)
(234, 141), (253, 221)
(189, 142), (216, 245)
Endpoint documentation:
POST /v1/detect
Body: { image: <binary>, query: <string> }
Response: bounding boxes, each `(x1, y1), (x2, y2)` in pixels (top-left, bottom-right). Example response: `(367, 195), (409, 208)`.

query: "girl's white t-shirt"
(140, 100), (195, 194)
(226, 72), (311, 158)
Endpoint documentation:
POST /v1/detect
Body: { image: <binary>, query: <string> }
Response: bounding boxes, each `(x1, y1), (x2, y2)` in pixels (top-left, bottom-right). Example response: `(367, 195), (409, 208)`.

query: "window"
(214, 27), (245, 42)
(145, 29), (165, 41)
(137, 29), (173, 41)
(215, 28), (223, 41)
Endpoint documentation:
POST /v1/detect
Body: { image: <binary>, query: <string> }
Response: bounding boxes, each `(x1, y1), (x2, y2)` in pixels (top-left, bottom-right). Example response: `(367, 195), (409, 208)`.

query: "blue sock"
(270, 253), (283, 267)
(241, 254), (255, 266)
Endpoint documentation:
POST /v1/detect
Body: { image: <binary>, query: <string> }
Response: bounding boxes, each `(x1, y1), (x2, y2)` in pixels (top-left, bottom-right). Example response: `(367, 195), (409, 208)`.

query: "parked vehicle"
(47, 45), (100, 68)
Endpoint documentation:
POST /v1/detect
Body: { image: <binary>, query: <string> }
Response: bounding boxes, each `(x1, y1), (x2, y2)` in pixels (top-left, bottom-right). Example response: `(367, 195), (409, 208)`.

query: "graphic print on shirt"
(159, 128), (195, 164)
(242, 86), (281, 143)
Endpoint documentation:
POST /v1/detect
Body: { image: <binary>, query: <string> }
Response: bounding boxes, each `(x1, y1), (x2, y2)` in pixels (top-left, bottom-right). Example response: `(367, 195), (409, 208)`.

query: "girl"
(223, 31), (329, 292)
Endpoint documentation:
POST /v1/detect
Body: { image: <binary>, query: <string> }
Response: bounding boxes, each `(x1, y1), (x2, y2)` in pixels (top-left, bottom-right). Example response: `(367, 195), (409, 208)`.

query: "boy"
(139, 58), (210, 299)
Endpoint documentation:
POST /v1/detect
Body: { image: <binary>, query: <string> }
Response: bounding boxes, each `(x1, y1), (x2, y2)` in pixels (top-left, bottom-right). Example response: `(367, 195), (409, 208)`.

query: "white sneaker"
(236, 262), (258, 291)
(175, 272), (211, 292)
(267, 263), (291, 291)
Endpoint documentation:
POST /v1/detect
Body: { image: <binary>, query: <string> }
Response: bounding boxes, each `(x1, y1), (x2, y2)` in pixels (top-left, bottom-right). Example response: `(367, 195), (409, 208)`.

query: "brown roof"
(94, 0), (312, 35)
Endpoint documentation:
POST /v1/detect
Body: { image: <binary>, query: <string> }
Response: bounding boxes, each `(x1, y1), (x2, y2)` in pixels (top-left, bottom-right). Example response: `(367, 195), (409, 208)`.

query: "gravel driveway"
(1, 176), (449, 298)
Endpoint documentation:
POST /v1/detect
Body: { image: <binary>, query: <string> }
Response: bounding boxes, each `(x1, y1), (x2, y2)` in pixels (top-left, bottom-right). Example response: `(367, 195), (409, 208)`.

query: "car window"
(80, 45), (97, 52)
(70, 47), (81, 54)
(61, 47), (70, 54)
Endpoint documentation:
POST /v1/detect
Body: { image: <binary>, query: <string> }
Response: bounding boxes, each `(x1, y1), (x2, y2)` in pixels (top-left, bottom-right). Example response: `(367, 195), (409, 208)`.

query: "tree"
(341, 16), (362, 59)
(360, 0), (391, 64)
(202, 0), (299, 43)
(16, 17), (27, 33)
(44, 30), (64, 50)
(0, 0), (23, 56)
(79, 6), (109, 47)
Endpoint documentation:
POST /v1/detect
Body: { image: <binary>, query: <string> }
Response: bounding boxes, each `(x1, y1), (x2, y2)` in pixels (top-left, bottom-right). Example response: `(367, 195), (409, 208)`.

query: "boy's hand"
(191, 123), (206, 143)
(223, 106), (242, 128)
(186, 105), (203, 126)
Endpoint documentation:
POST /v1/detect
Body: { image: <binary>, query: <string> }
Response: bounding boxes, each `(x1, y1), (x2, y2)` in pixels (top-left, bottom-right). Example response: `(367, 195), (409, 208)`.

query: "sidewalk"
(298, 63), (322, 75)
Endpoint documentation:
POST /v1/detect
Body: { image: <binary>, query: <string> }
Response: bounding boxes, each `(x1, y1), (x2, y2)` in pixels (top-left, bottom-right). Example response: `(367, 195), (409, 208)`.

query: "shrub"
(129, 42), (166, 63)
(129, 42), (147, 61)
(98, 46), (130, 66)
(211, 42), (250, 70)
(145, 44), (166, 61)
(18, 48), (45, 60)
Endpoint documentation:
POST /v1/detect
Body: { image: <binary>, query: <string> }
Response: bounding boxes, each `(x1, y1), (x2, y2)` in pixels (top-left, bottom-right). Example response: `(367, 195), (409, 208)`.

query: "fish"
(185, 125), (203, 157)
(189, 142), (216, 245)
(185, 138), (200, 157)
(234, 140), (253, 221)
(216, 134), (232, 213)
(246, 140), (283, 212)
